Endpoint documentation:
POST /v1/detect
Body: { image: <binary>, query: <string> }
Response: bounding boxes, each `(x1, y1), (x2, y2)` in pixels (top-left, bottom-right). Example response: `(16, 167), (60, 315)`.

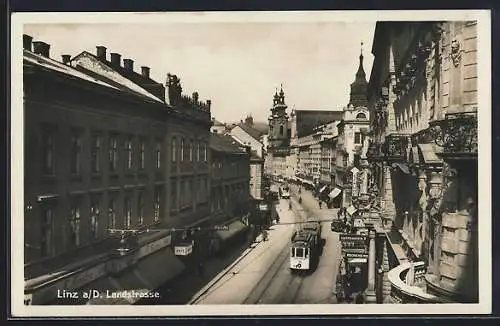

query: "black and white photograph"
(11, 10), (491, 316)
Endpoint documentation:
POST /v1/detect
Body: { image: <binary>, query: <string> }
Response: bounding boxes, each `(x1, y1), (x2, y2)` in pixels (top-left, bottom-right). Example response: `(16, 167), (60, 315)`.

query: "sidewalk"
(146, 236), (254, 304)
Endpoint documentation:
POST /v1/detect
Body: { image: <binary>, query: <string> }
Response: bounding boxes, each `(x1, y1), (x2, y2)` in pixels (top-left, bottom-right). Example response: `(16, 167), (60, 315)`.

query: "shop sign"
(175, 242), (193, 256)
(259, 203), (269, 211)
(353, 218), (365, 228)
(137, 234), (172, 260)
(340, 234), (368, 255)
(345, 252), (369, 259)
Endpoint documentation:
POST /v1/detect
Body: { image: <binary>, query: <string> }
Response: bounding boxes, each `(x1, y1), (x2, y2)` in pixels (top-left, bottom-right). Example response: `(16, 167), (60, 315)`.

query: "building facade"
(365, 21), (478, 303)
(23, 36), (214, 305)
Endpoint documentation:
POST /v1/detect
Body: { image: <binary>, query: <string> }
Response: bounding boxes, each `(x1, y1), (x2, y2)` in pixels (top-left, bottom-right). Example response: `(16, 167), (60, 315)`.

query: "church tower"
(268, 85), (289, 149)
(349, 42), (369, 108)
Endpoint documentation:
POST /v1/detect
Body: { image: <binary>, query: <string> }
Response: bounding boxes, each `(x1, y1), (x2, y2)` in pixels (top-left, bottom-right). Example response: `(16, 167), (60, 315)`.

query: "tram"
(289, 222), (321, 272)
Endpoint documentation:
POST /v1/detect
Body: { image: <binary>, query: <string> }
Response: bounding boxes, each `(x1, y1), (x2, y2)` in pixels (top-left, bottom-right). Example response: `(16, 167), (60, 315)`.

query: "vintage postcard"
(10, 10), (491, 317)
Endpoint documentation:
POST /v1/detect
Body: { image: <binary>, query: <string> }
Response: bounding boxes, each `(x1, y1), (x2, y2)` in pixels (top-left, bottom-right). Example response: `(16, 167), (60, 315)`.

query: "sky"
(23, 16), (375, 123)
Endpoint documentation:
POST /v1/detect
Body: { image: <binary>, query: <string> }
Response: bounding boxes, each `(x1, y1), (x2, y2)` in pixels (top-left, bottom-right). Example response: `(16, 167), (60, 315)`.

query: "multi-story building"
(333, 47), (371, 210)
(365, 21), (478, 303)
(23, 36), (213, 305)
(208, 133), (251, 252)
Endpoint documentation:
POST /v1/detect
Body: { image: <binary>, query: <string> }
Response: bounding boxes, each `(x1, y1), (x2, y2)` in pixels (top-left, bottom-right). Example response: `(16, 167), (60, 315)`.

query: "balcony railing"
(428, 112), (478, 157)
(388, 261), (450, 304)
(382, 134), (410, 163)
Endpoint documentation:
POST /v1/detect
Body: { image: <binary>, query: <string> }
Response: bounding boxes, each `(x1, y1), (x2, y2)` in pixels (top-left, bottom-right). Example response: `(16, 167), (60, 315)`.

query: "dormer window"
(356, 112), (367, 120)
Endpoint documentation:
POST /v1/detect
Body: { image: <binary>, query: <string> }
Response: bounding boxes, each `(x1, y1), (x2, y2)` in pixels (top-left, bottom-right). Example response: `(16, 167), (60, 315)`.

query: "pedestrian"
(355, 293), (365, 304)
(319, 201), (322, 209)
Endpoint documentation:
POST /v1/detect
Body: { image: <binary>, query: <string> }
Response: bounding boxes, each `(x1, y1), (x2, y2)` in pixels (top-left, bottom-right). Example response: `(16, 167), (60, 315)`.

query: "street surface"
(190, 184), (342, 304)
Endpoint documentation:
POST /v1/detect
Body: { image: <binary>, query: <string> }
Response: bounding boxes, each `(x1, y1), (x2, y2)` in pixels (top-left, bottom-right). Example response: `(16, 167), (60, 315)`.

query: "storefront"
(36, 233), (186, 305)
(210, 217), (249, 255)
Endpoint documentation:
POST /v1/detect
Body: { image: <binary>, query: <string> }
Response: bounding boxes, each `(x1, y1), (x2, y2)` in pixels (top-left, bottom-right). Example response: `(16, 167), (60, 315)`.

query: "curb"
(187, 241), (260, 304)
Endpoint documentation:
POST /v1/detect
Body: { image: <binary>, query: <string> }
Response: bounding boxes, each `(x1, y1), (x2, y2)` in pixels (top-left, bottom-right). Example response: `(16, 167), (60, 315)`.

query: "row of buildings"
(23, 35), (256, 305)
(263, 20), (479, 304)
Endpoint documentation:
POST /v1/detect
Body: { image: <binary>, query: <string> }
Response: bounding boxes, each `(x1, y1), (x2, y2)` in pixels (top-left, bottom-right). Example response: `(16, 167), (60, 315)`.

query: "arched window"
(356, 112), (367, 120)
(279, 125), (284, 136)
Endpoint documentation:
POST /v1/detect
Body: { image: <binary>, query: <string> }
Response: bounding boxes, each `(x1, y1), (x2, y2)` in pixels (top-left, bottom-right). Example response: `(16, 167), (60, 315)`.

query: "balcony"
(388, 261), (451, 303)
(382, 134), (410, 163)
(428, 112), (478, 159)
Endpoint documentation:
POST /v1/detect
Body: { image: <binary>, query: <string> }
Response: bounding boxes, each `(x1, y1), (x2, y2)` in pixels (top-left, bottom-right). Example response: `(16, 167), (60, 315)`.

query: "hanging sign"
(175, 242), (193, 256)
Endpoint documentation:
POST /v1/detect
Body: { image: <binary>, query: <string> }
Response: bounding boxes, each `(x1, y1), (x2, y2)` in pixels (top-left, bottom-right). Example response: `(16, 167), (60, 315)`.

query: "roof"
(294, 110), (343, 138)
(234, 123), (264, 141)
(252, 121), (269, 134)
(212, 119), (225, 126)
(23, 50), (121, 92)
(209, 133), (248, 154)
(71, 51), (164, 103)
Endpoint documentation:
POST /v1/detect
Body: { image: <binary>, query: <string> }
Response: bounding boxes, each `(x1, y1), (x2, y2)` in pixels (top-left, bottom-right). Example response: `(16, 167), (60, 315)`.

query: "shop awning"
(216, 220), (248, 242)
(346, 205), (358, 216)
(392, 162), (410, 174)
(135, 247), (186, 290)
(329, 187), (342, 199)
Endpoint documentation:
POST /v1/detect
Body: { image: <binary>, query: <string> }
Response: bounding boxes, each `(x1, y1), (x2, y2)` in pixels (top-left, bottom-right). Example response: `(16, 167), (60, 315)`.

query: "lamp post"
(364, 229), (377, 303)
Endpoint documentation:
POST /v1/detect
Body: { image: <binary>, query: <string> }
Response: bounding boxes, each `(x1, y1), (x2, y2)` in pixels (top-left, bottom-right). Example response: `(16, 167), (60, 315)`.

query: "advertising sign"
(175, 243), (193, 256)
(259, 203), (269, 211)
(340, 234), (368, 255)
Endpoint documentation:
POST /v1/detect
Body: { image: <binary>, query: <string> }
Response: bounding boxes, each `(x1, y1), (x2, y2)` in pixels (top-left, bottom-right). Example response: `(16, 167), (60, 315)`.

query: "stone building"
(207, 133), (251, 252)
(23, 37), (213, 304)
(333, 47), (371, 211)
(365, 21), (478, 303)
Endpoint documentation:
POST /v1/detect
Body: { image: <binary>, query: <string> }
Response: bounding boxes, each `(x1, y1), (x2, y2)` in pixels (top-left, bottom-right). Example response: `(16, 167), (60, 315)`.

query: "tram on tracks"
(289, 221), (322, 272)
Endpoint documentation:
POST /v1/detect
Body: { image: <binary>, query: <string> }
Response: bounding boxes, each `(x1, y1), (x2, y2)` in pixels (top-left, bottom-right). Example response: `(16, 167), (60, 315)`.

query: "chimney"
(96, 46), (106, 60)
(207, 100), (212, 110)
(141, 66), (150, 78)
(110, 53), (121, 67)
(61, 54), (71, 65)
(123, 59), (134, 71)
(23, 34), (33, 51)
(32, 41), (50, 57)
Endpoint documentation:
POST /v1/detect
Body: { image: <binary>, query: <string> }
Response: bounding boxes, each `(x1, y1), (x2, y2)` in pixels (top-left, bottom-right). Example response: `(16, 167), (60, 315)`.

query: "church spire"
(355, 42), (366, 80)
(349, 41), (368, 108)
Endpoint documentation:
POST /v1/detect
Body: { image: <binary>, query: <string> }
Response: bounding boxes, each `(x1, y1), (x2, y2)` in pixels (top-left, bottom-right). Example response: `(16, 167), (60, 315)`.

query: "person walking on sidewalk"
(197, 261), (205, 279)
(319, 201), (322, 209)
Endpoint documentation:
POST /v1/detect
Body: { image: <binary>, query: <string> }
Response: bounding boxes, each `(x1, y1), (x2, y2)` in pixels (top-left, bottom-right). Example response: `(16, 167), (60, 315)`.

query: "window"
(90, 199), (100, 239)
(40, 207), (54, 257)
(137, 193), (144, 225)
(203, 142), (207, 162)
(42, 128), (55, 175)
(295, 247), (304, 258)
(185, 180), (191, 205)
(139, 139), (145, 170)
(171, 138), (177, 162)
(91, 135), (102, 173)
(189, 140), (193, 162)
(180, 180), (185, 207)
(280, 125), (284, 136)
(354, 132), (361, 144)
(125, 138), (133, 170)
(70, 133), (82, 174)
(154, 140), (161, 169)
(108, 199), (116, 229)
(153, 187), (161, 222)
(69, 204), (81, 247)
(108, 136), (118, 172)
(124, 197), (131, 228)
(180, 138), (184, 162)
(356, 112), (367, 120)
(196, 141), (200, 162)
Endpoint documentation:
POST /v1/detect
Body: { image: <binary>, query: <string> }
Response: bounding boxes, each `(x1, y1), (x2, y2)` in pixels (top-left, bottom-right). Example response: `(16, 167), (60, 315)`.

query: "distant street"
(190, 184), (342, 304)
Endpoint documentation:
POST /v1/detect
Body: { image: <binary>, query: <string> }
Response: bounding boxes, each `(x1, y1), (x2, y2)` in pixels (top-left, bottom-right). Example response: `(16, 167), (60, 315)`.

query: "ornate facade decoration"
(450, 38), (463, 67)
(382, 134), (410, 162)
(428, 112), (478, 155)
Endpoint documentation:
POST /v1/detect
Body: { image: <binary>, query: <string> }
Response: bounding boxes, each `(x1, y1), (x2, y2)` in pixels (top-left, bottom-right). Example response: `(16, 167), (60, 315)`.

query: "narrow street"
(190, 184), (343, 304)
